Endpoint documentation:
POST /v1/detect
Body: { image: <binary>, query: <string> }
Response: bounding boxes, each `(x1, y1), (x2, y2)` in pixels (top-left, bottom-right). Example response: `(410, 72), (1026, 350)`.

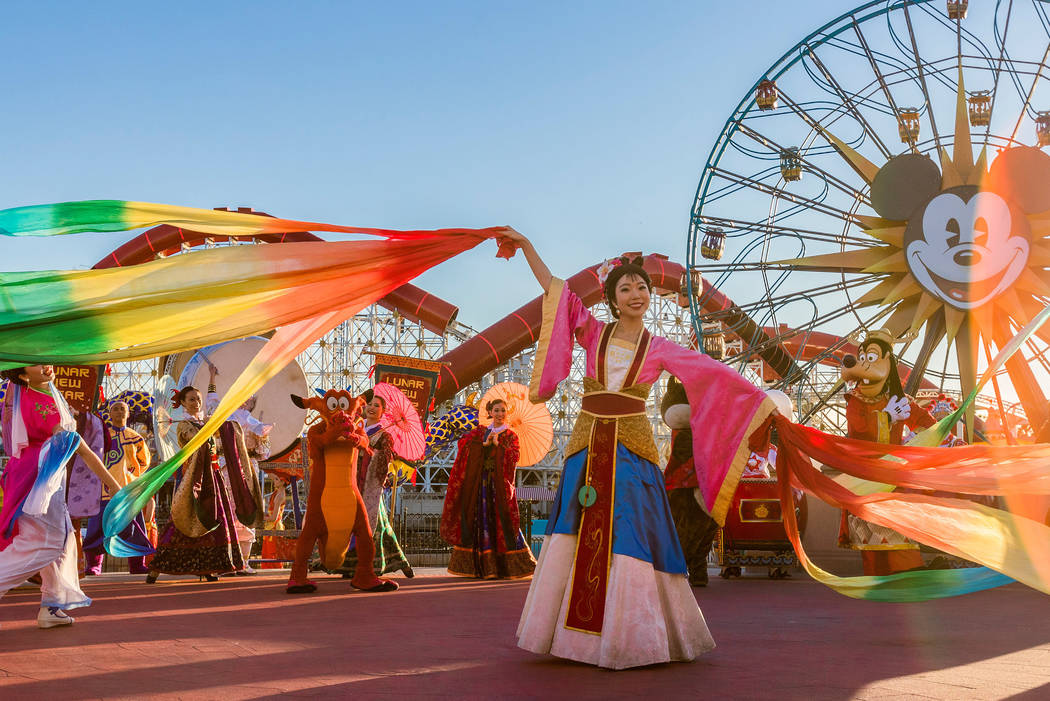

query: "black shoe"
(145, 572), (159, 584)
(202, 574), (219, 582)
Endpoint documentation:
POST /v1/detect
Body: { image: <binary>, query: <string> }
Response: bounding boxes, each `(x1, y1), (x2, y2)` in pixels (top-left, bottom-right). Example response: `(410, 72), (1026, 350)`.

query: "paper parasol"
(372, 382), (425, 461)
(478, 382), (553, 467)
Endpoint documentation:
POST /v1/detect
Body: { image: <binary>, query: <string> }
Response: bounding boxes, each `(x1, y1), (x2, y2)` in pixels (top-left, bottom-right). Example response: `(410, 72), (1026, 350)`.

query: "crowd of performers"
(2, 227), (1048, 670)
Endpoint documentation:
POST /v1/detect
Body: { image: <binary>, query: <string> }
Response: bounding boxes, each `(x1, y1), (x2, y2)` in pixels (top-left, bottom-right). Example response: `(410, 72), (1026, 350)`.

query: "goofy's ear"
(290, 394), (305, 409)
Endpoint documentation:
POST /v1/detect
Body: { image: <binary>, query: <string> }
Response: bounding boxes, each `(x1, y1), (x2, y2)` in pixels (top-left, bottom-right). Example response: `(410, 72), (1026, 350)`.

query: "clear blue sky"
(2, 1), (826, 329)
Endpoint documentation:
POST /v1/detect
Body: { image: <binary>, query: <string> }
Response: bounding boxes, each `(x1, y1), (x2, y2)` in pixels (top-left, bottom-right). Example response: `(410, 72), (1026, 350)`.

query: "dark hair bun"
(0, 368), (28, 387)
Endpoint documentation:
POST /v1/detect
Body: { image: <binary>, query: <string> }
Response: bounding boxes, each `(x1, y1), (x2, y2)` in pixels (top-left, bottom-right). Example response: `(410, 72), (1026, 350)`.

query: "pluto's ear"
(290, 394), (305, 409)
(986, 146), (1050, 213)
(869, 153), (941, 220)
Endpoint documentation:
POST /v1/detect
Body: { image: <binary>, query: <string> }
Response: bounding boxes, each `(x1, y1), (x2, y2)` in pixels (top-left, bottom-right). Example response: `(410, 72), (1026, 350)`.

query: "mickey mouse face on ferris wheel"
(870, 147), (1050, 311)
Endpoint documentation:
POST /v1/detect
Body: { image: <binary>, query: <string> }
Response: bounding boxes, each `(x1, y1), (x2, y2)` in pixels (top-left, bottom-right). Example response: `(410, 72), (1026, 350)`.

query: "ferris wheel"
(688, 0), (1050, 432)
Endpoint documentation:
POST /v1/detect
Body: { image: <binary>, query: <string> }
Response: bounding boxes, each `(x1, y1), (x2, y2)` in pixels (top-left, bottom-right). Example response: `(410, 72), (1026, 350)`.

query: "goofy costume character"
(839, 328), (937, 575)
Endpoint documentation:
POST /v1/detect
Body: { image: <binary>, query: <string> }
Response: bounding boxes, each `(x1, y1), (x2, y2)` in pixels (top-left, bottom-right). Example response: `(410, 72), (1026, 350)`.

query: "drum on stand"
(164, 336), (308, 457)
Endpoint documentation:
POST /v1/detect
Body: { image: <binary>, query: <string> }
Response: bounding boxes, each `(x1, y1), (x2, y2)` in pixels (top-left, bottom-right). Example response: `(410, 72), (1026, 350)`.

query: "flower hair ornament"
(596, 255), (646, 286)
(596, 258), (621, 286)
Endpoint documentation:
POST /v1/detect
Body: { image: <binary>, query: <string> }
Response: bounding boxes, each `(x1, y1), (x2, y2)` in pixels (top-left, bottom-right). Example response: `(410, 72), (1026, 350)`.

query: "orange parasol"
(478, 382), (553, 467)
(372, 382), (425, 461)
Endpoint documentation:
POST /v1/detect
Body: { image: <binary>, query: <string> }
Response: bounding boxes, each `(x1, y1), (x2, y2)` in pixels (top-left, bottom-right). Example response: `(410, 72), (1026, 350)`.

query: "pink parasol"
(372, 382), (425, 460)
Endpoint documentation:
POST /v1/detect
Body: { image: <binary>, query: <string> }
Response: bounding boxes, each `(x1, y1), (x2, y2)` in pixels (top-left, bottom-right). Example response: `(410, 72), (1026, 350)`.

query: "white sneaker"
(37, 606), (74, 629)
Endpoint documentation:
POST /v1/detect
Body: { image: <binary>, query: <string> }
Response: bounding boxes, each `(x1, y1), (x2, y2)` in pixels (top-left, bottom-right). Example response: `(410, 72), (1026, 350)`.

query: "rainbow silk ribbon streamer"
(773, 302), (1050, 600)
(0, 199), (505, 552)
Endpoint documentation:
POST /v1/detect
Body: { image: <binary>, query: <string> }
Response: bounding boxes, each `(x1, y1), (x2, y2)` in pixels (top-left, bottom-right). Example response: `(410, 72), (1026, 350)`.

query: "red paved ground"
(2, 569), (1049, 700)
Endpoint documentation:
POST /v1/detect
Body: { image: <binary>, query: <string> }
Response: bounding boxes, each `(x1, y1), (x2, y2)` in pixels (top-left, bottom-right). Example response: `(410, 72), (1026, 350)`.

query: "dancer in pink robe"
(500, 231), (776, 669)
(0, 365), (121, 628)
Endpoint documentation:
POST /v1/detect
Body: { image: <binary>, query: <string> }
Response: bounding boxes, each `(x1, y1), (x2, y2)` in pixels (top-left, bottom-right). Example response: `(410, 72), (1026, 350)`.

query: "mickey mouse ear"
(870, 154), (942, 220)
(987, 146), (1050, 213)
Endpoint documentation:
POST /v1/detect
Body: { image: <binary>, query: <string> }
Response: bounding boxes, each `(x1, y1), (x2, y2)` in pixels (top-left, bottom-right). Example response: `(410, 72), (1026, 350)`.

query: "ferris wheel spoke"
(733, 123), (873, 203)
(984, 25), (1012, 143)
(804, 47), (894, 158)
(708, 167), (862, 224)
(851, 18), (910, 127)
(695, 214), (875, 248)
(700, 278), (881, 325)
(901, 2), (942, 148)
(776, 89), (887, 186)
(1008, 41), (1050, 143)
(703, 166), (782, 203)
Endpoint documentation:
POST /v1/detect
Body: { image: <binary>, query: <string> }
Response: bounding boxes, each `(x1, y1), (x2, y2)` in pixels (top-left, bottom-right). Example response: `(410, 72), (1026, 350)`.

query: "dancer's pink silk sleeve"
(657, 339), (775, 526)
(529, 278), (603, 403)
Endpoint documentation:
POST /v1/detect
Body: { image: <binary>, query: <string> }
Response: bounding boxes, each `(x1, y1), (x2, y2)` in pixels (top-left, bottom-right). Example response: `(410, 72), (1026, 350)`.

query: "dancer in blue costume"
(503, 230), (774, 669)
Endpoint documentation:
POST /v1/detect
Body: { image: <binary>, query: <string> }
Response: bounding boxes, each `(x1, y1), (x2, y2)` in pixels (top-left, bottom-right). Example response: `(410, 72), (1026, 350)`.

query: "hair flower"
(596, 259), (620, 286)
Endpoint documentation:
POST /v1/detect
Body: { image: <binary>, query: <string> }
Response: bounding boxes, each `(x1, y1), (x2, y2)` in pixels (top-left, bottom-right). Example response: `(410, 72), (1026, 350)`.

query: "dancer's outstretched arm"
(499, 227), (552, 292)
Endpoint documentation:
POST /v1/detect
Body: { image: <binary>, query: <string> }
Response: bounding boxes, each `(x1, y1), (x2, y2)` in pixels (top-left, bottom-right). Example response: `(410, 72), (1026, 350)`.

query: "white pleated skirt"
(516, 533), (715, 670)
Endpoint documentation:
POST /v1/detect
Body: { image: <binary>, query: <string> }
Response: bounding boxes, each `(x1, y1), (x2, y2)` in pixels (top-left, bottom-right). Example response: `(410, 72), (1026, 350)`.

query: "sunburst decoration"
(773, 69), (1050, 424)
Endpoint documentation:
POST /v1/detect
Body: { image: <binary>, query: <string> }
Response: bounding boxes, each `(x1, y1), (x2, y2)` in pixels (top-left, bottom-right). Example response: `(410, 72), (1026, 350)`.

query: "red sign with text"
(53, 365), (102, 414)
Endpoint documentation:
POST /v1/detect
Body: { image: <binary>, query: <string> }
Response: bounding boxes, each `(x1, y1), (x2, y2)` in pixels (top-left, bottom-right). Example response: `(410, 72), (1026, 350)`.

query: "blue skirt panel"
(546, 444), (687, 575)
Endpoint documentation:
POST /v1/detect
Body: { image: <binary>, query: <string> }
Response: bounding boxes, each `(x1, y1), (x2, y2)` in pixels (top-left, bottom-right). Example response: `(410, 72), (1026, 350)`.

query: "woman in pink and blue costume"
(0, 365), (121, 628)
(503, 231), (776, 670)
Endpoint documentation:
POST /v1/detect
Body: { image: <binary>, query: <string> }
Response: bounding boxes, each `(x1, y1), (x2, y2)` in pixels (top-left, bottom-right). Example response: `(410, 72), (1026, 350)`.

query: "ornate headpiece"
(596, 258), (621, 286)
(596, 255), (645, 287)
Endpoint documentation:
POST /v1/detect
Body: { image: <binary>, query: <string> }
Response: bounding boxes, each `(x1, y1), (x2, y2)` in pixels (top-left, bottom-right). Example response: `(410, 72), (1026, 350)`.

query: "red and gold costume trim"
(565, 324), (650, 635)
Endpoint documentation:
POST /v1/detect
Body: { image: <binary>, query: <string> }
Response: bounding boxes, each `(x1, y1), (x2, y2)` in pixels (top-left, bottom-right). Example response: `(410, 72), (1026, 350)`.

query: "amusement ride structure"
(688, 0), (1050, 438)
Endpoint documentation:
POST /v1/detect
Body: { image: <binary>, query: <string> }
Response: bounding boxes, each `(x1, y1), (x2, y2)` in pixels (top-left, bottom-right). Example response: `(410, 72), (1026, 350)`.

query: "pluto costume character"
(286, 390), (397, 594)
(839, 329), (937, 575)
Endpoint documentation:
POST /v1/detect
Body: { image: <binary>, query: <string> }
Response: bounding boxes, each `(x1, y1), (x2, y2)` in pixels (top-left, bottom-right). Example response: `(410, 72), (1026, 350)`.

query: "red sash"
(565, 323), (650, 635)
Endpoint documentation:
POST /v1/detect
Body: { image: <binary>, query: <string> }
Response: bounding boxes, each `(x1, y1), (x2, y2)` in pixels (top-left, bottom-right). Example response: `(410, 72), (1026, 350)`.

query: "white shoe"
(37, 606), (74, 629)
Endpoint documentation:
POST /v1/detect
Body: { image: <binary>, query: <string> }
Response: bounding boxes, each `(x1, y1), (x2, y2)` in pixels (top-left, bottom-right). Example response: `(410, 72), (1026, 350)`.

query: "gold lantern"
(780, 147), (803, 182)
(898, 107), (921, 143)
(756, 79), (778, 111)
(701, 227), (726, 261)
(1037, 112), (1050, 146)
(702, 322), (726, 360)
(947, 0), (968, 20)
(967, 90), (991, 127)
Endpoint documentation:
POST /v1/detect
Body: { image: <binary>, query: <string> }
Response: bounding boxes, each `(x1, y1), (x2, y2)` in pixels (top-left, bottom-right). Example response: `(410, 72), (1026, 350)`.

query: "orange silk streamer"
(773, 415), (1050, 600)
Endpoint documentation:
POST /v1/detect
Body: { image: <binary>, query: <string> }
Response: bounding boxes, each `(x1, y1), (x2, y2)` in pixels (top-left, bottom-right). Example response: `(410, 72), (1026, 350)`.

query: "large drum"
(715, 477), (807, 579)
(164, 336), (308, 458)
